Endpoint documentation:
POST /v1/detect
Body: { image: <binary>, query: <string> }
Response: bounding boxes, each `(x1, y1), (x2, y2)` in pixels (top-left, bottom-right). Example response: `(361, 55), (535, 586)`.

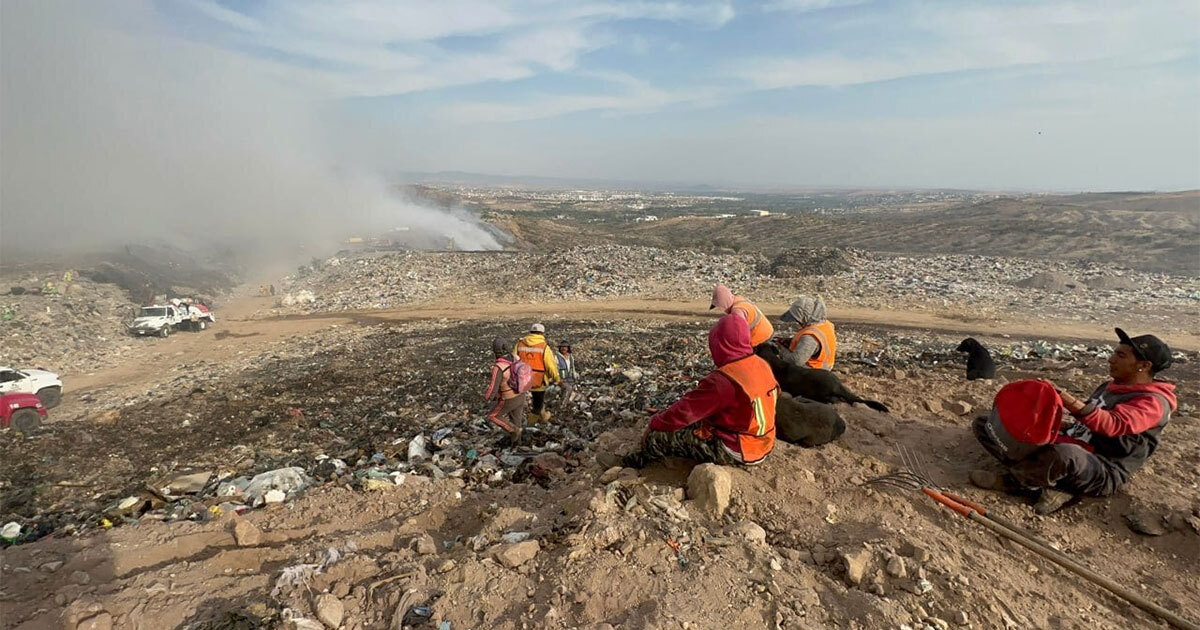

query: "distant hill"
(501, 190), (1200, 275)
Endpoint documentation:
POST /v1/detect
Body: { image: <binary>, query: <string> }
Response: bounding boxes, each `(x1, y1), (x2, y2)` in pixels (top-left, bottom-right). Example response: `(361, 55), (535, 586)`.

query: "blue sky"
(23, 1), (1200, 189)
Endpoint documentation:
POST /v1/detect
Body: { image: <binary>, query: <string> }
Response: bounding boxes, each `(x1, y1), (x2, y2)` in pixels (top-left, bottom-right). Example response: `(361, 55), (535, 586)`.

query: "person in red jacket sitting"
(602, 314), (780, 469)
(972, 328), (1177, 514)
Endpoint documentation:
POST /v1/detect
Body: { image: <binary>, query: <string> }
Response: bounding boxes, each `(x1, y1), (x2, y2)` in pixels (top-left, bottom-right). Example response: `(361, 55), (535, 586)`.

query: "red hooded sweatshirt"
(648, 314), (778, 461)
(1076, 380), (1177, 436)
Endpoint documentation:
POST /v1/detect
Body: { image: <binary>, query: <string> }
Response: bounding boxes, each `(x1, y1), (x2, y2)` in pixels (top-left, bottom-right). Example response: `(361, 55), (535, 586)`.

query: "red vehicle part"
(1, 392), (47, 433)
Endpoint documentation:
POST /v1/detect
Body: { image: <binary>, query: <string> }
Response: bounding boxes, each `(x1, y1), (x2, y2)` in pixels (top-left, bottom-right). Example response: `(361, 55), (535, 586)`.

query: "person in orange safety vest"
(514, 323), (561, 425)
(710, 284), (774, 348)
(778, 296), (837, 370)
(603, 314), (779, 469)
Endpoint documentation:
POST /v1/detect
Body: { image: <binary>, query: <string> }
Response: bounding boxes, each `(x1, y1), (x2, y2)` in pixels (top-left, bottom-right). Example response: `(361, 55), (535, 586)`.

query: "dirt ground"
(1, 282), (1198, 630)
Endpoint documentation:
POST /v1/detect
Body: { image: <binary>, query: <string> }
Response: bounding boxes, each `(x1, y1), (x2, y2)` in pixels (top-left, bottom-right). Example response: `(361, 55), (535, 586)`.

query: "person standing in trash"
(776, 295), (837, 370)
(515, 323), (561, 424)
(603, 314), (779, 468)
(553, 341), (578, 412)
(484, 337), (528, 442)
(710, 284), (774, 348)
(971, 328), (1178, 515)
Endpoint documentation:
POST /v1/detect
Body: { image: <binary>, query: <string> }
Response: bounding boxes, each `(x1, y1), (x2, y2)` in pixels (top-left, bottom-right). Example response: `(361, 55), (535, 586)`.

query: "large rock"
(687, 464), (732, 518)
(842, 548), (872, 586)
(490, 540), (541, 568)
(314, 593), (344, 628)
(412, 533), (438, 555)
(76, 613), (113, 630)
(732, 520), (767, 544)
(232, 518), (261, 547)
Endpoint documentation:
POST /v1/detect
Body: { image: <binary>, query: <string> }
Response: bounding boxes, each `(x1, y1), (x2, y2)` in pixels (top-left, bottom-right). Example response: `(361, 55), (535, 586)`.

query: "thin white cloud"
(734, 1), (1200, 88)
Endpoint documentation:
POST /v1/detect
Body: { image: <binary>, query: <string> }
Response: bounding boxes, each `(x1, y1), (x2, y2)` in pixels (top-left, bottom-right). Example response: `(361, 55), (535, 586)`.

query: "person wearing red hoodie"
(972, 328), (1177, 514)
(607, 314), (780, 469)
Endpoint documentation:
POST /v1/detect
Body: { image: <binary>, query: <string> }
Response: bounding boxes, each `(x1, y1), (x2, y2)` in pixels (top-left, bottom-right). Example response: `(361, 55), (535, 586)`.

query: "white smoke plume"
(0, 0), (500, 267)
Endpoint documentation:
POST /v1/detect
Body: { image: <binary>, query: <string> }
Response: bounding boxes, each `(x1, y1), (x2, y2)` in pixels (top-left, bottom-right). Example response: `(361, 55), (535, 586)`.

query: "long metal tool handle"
(923, 489), (1199, 630)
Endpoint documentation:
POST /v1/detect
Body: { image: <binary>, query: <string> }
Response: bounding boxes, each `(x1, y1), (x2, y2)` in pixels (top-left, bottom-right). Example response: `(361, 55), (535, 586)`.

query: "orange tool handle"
(922, 487), (974, 517)
(943, 492), (988, 514)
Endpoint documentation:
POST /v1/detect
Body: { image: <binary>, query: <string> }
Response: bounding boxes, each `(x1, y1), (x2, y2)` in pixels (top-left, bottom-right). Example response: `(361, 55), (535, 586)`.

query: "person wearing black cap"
(971, 328), (1177, 514)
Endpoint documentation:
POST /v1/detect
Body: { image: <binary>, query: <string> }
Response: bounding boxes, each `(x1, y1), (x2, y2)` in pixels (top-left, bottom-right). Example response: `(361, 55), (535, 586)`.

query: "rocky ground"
(1, 310), (1198, 630)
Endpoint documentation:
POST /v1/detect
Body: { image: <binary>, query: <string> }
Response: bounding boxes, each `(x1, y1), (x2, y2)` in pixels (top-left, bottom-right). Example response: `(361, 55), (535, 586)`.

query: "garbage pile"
(273, 246), (1200, 335)
(0, 274), (138, 373)
(760, 247), (861, 277)
(0, 317), (720, 541)
(276, 246), (769, 312)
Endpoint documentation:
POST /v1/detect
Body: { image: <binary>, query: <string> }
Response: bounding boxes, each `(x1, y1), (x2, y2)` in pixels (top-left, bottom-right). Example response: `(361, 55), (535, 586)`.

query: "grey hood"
(782, 296), (827, 327)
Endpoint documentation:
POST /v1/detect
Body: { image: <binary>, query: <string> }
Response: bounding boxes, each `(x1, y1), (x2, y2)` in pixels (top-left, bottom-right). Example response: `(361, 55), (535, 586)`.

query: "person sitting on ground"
(484, 336), (528, 443)
(553, 341), (578, 412)
(515, 323), (561, 425)
(602, 314), (779, 469)
(776, 295), (837, 370)
(710, 284), (774, 348)
(971, 328), (1177, 514)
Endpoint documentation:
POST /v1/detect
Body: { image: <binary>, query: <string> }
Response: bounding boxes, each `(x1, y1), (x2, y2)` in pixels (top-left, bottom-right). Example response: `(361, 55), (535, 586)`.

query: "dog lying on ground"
(776, 393), (845, 447)
(955, 337), (996, 380)
(756, 343), (890, 413)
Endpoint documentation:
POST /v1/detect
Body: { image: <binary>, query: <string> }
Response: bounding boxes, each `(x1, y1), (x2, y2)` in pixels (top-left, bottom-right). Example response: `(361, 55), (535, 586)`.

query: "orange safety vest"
(516, 339), (548, 389)
(789, 320), (837, 370)
(729, 297), (774, 347)
(716, 355), (779, 464)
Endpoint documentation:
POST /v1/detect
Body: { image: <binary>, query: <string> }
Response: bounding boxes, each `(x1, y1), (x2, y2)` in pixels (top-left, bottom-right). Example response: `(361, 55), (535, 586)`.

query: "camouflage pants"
(623, 429), (738, 468)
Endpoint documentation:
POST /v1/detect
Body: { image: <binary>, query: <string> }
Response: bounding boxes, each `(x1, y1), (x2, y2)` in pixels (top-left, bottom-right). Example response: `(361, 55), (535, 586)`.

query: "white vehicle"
(128, 303), (215, 337)
(0, 366), (63, 408)
(128, 305), (184, 337)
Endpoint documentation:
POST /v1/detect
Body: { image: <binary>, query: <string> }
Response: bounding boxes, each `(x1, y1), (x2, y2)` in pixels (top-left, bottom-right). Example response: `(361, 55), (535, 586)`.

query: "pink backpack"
(499, 358), (533, 394)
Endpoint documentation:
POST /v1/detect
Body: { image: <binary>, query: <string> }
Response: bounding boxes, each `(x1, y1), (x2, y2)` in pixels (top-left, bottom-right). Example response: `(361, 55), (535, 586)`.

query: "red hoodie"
(648, 314), (778, 461)
(1076, 380), (1177, 437)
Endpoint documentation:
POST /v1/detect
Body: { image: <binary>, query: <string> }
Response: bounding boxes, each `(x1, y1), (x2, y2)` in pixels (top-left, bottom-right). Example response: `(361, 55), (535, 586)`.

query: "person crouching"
(605, 314), (780, 469)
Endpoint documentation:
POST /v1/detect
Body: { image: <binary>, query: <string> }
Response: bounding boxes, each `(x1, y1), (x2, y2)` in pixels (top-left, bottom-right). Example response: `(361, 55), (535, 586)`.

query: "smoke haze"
(0, 0), (500, 267)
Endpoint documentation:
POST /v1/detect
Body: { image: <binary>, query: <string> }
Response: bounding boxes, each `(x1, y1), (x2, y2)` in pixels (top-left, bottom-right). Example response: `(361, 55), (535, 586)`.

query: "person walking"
(515, 323), (561, 424)
(484, 337), (529, 443)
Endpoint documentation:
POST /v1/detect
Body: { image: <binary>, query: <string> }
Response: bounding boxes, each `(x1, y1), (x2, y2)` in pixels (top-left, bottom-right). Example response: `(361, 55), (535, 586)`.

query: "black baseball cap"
(1115, 328), (1172, 372)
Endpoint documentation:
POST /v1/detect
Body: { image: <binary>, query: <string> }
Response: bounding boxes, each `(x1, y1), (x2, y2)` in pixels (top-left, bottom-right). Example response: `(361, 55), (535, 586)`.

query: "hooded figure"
(780, 296), (836, 370)
(710, 284), (774, 347)
(484, 336), (527, 441)
(613, 314), (779, 468)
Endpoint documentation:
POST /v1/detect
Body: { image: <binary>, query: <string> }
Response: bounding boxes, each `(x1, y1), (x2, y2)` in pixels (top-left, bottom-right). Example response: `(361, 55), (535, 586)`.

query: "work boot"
(526, 412), (541, 426)
(1033, 488), (1076, 515)
(969, 469), (1023, 494)
(508, 426), (524, 446)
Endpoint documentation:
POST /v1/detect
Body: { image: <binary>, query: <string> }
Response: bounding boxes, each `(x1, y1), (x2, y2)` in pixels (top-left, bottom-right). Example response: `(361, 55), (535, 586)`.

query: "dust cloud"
(0, 0), (500, 269)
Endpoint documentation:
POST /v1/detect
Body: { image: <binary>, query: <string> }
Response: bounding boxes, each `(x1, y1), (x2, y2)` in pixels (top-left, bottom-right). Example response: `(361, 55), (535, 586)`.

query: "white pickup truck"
(0, 366), (63, 408)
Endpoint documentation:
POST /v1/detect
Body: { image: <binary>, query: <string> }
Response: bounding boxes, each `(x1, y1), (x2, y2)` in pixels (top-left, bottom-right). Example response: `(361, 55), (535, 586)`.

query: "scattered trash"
(1, 522), (21, 542)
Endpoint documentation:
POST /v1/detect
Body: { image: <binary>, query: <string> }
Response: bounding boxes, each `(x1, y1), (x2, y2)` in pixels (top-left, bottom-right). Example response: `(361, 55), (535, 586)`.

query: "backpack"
(500, 358), (533, 394)
(982, 379), (1069, 460)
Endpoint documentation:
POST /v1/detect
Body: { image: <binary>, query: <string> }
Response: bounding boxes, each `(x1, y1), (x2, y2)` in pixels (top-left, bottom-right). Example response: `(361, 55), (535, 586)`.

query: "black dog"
(955, 337), (996, 380)
(776, 394), (846, 447)
(756, 344), (890, 413)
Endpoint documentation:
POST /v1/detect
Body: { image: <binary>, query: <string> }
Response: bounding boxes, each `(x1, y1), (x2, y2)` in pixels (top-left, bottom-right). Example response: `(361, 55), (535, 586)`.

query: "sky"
(2, 0), (1199, 209)
(154, 0), (1200, 191)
